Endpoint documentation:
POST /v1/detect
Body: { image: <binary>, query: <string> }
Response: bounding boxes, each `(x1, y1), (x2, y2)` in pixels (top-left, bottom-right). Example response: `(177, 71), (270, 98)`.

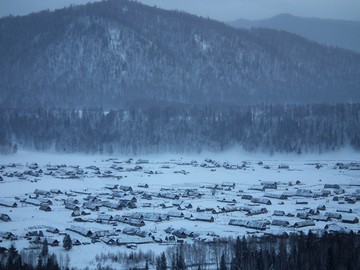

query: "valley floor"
(0, 149), (359, 269)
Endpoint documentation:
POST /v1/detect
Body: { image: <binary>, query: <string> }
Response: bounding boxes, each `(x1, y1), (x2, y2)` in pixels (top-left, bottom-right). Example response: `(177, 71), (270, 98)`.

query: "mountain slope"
(0, 1), (360, 109)
(228, 13), (360, 53)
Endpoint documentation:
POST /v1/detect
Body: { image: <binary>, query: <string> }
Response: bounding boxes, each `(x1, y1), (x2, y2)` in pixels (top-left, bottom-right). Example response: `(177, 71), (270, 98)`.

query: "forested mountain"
(1, 0), (360, 109)
(228, 14), (360, 54)
(1, 104), (359, 154)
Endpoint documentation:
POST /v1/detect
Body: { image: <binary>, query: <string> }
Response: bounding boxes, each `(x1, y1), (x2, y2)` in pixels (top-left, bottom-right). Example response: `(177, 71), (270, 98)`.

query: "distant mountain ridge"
(0, 1), (360, 109)
(228, 13), (360, 53)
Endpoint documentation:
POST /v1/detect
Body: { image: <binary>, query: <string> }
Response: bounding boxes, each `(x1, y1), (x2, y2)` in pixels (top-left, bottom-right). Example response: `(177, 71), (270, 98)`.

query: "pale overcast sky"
(0, 0), (359, 21)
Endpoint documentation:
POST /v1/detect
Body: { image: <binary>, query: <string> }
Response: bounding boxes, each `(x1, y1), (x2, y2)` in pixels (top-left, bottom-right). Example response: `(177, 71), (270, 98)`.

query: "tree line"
(92, 231), (360, 270)
(0, 103), (359, 155)
(1, 231), (360, 269)
(0, 235), (72, 270)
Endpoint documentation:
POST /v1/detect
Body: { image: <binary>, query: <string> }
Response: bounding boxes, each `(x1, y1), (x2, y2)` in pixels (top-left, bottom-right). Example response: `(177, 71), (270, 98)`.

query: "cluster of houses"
(1, 159), (360, 251)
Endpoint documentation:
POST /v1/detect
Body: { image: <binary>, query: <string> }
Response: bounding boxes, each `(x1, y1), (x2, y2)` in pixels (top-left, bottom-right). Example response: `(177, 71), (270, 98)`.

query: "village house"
(143, 212), (169, 222)
(47, 239), (60, 247)
(246, 208), (268, 216)
(38, 198), (53, 205)
(65, 198), (80, 205)
(46, 227), (60, 234)
(72, 239), (82, 246)
(50, 189), (63, 195)
(34, 189), (50, 196)
(141, 193), (153, 200)
(308, 209), (320, 215)
(0, 200), (18, 208)
(73, 217), (90, 223)
(249, 186), (266, 192)
(211, 208), (223, 214)
(172, 228), (194, 239)
(241, 194), (253, 200)
(122, 227), (140, 236)
(336, 208), (353, 213)
(311, 215), (330, 222)
(296, 212), (309, 219)
(296, 189), (316, 198)
(0, 214), (11, 222)
(119, 185), (133, 192)
(341, 215), (359, 224)
(172, 200), (184, 207)
(205, 184), (223, 190)
(111, 191), (126, 198)
(264, 193), (287, 200)
(83, 202), (100, 211)
(271, 220), (290, 227)
(91, 230), (112, 239)
(65, 204), (80, 211)
(101, 237), (116, 245)
(221, 205), (240, 213)
(122, 195), (137, 203)
(118, 199), (137, 209)
(97, 214), (113, 223)
(160, 202), (173, 209)
(191, 215), (215, 222)
(185, 190), (204, 198)
(102, 201), (121, 210)
(183, 212), (193, 219)
(229, 219), (268, 230)
(296, 200), (308, 205)
(273, 210), (285, 216)
(181, 202), (193, 209)
(251, 197), (272, 205)
(319, 190), (331, 197)
(261, 181), (278, 189)
(127, 218), (146, 227)
(168, 211), (184, 218)
(158, 193), (180, 200)
(325, 212), (342, 219)
(67, 225), (93, 237)
(293, 220), (315, 228)
(0, 231), (16, 240)
(239, 206), (253, 212)
(217, 198), (237, 204)
(122, 213), (144, 220)
(39, 204), (52, 212)
(221, 182), (235, 188)
(324, 184), (340, 189)
(23, 198), (41, 206)
(105, 184), (118, 190)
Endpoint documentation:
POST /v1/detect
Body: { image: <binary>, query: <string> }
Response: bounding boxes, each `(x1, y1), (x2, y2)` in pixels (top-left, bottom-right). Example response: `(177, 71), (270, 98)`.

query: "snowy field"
(0, 149), (360, 269)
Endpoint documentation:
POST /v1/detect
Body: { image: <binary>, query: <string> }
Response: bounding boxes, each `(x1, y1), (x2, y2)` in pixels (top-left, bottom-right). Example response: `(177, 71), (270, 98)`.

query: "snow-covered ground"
(0, 149), (359, 269)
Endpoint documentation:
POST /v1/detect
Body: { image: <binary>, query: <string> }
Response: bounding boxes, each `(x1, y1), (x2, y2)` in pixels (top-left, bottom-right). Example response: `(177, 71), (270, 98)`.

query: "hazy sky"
(1, 0), (360, 21)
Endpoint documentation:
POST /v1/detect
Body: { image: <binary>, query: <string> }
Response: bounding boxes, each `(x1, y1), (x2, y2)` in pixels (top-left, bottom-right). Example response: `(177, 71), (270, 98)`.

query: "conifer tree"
(220, 253), (227, 270)
(62, 234), (73, 251)
(41, 239), (48, 257)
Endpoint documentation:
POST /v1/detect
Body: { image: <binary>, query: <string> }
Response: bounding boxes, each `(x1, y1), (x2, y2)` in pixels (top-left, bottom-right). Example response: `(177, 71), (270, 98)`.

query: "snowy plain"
(0, 148), (359, 269)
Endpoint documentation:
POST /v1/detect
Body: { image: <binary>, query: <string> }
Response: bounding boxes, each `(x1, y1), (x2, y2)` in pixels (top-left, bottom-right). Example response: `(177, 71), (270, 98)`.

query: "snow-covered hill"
(1, 1), (360, 109)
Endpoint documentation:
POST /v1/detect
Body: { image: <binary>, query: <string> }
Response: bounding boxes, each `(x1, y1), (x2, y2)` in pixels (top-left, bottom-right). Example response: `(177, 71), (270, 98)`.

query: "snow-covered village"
(1, 151), (360, 269)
